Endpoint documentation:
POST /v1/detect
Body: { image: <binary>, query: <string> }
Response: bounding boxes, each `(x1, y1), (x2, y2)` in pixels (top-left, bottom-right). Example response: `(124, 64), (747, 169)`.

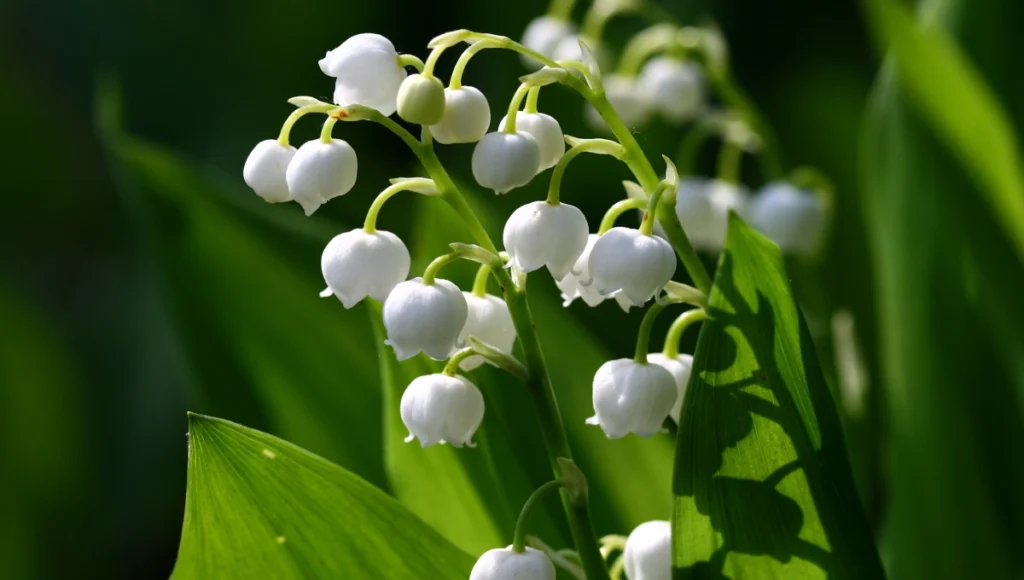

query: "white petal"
(498, 112), (564, 171)
(472, 132), (541, 194)
(383, 278), (468, 361)
(624, 521), (672, 580)
(243, 140), (296, 203)
(470, 546), (556, 580)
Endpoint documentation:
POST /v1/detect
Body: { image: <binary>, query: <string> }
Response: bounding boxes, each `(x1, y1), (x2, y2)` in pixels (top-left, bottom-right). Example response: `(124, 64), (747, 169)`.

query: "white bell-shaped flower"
(383, 277), (468, 361)
(243, 140), (296, 203)
(285, 138), (358, 216)
(646, 353), (693, 422)
(585, 75), (651, 132)
(520, 16), (576, 68)
(503, 201), (589, 281)
(431, 86), (491, 144)
(557, 234), (634, 312)
(638, 56), (705, 123)
(675, 179), (751, 251)
(319, 229), (409, 308)
(498, 112), (564, 171)
(749, 181), (827, 257)
(400, 373), (484, 448)
(470, 546), (555, 580)
(623, 520), (672, 580)
(551, 35), (608, 71)
(396, 74), (446, 125)
(472, 131), (541, 194)
(587, 359), (677, 438)
(320, 33), (407, 116)
(457, 293), (517, 371)
(589, 228), (676, 306)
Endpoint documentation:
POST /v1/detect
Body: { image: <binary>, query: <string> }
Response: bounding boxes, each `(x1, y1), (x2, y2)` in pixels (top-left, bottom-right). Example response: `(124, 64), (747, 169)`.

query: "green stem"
(548, 0), (576, 20)
(363, 179), (435, 233)
(422, 252), (459, 285)
(547, 139), (623, 204)
(616, 23), (679, 77)
(717, 139), (743, 185)
(471, 263), (492, 297)
(513, 480), (564, 553)
(423, 45), (446, 77)
(397, 54), (425, 72)
(663, 308), (707, 359)
(599, 198), (648, 234)
(504, 83), (532, 133)
(525, 86), (541, 113)
(319, 116), (338, 143)
(640, 182), (669, 236)
(277, 104), (336, 146)
(634, 302), (667, 363)
(450, 39), (502, 89)
(444, 347), (477, 376)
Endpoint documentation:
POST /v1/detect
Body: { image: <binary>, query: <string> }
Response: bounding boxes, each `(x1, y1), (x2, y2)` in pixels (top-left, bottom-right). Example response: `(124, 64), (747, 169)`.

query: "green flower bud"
(397, 74), (446, 125)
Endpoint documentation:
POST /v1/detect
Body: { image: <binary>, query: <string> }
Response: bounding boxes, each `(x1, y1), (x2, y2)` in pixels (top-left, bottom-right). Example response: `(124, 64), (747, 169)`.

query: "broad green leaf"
(864, 0), (1024, 263)
(369, 307), (513, 556)
(672, 215), (883, 578)
(862, 60), (1024, 578)
(410, 196), (676, 535)
(98, 86), (388, 486)
(171, 414), (473, 579)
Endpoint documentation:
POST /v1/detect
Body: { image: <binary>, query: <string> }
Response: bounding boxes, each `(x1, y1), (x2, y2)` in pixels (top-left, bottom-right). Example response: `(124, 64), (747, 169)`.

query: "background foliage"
(1, 0), (1021, 578)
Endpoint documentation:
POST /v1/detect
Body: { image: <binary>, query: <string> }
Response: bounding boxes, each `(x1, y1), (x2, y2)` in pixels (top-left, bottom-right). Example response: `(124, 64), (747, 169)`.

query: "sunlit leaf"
(170, 414), (473, 579)
(672, 215), (883, 578)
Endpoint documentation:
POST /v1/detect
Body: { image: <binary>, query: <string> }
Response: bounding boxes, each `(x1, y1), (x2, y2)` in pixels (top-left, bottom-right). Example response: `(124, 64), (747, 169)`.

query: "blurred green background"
(2, 0), (1022, 578)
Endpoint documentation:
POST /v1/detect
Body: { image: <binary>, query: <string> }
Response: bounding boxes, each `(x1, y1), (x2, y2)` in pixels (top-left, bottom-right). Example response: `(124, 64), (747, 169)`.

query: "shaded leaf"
(171, 414), (473, 579)
(672, 215), (882, 578)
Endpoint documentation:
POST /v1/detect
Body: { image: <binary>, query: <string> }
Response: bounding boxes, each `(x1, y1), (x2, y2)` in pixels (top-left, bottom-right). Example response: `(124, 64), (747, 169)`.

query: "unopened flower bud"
(623, 520), (671, 580)
(397, 74), (446, 125)
(243, 140), (296, 203)
(320, 229), (410, 308)
(457, 293), (516, 371)
(587, 359), (677, 438)
(430, 86), (491, 144)
(498, 112), (564, 171)
(586, 75), (650, 132)
(589, 228), (676, 306)
(749, 181), (827, 257)
(504, 201), (589, 281)
(557, 234), (634, 311)
(383, 278), (468, 361)
(638, 56), (705, 123)
(646, 353), (693, 422)
(320, 33), (407, 116)
(675, 179), (750, 251)
(285, 139), (358, 216)
(401, 373), (483, 448)
(470, 546), (555, 580)
(520, 16), (576, 69)
(472, 132), (541, 194)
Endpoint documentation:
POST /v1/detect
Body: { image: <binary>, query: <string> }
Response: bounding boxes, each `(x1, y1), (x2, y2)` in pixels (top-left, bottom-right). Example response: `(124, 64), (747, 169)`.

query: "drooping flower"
(557, 234), (634, 311)
(243, 140), (296, 203)
(587, 359), (677, 438)
(470, 546), (556, 580)
(675, 178), (751, 251)
(383, 277), (468, 361)
(456, 293), (517, 371)
(319, 33), (407, 116)
(431, 86), (491, 144)
(498, 112), (564, 171)
(472, 131), (541, 194)
(638, 56), (705, 123)
(400, 373), (484, 448)
(646, 352), (693, 422)
(585, 75), (651, 132)
(319, 229), (410, 308)
(285, 138), (358, 215)
(623, 520), (672, 580)
(588, 227), (676, 306)
(520, 16), (576, 68)
(396, 73), (447, 125)
(503, 201), (589, 281)
(748, 181), (828, 257)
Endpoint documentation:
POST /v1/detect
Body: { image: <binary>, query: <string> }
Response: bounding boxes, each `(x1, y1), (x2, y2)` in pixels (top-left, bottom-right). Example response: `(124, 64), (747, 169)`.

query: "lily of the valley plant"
(241, 0), (832, 577)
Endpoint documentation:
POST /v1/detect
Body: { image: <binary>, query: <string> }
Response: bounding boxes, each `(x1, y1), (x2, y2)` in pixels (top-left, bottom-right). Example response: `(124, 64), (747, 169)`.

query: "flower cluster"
(241, 0), (835, 575)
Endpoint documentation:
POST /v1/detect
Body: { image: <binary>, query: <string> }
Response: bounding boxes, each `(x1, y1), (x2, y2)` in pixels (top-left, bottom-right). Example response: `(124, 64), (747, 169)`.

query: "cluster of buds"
(240, 0), (836, 576)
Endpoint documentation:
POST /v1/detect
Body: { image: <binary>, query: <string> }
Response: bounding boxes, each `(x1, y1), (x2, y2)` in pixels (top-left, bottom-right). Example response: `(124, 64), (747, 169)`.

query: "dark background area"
(1, 0), (883, 578)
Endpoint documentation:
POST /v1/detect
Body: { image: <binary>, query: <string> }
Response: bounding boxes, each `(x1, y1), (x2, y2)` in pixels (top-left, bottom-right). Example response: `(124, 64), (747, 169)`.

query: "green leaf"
(864, 0), (1024, 263)
(171, 414), (473, 579)
(861, 60), (1024, 578)
(672, 215), (883, 578)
